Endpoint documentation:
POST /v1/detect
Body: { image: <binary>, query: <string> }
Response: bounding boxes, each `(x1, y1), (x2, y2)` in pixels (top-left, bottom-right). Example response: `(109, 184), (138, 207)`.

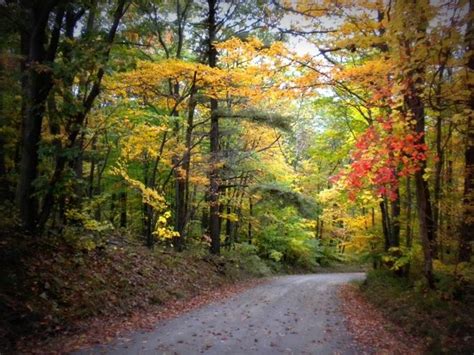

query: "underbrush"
(0, 221), (350, 353)
(0, 232), (265, 353)
(360, 269), (474, 353)
(221, 241), (350, 275)
(221, 243), (273, 277)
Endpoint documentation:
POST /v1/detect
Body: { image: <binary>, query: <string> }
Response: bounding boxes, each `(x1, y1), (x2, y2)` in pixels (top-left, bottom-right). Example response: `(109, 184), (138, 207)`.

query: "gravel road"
(76, 273), (366, 355)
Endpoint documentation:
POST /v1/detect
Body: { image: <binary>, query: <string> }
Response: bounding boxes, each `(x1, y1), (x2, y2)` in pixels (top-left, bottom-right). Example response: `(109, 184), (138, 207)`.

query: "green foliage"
(432, 261), (474, 302)
(2, 0), (471, 352)
(252, 203), (337, 270)
(221, 243), (273, 277)
(382, 247), (414, 271)
(253, 183), (320, 219)
(269, 249), (283, 262)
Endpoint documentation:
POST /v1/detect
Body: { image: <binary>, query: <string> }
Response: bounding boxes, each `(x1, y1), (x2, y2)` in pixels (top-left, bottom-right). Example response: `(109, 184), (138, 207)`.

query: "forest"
(0, 0), (473, 353)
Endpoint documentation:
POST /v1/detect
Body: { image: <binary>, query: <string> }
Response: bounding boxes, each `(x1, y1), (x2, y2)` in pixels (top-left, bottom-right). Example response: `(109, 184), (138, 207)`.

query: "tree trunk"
(71, 135), (85, 202)
(0, 60), (9, 201)
(201, 205), (209, 236)
(16, 2), (62, 232)
(174, 157), (186, 250)
(433, 114), (443, 253)
(390, 189), (401, 247)
(405, 176), (413, 248)
(459, 0), (474, 262)
(182, 98), (196, 237)
(142, 158), (154, 248)
(35, 0), (128, 233)
(110, 193), (116, 223)
(396, 0), (436, 287)
(173, 74), (197, 251)
(380, 199), (391, 251)
(119, 191), (127, 228)
(88, 137), (97, 198)
(225, 204), (233, 248)
(248, 196), (253, 244)
(207, 0), (220, 255)
(406, 80), (436, 287)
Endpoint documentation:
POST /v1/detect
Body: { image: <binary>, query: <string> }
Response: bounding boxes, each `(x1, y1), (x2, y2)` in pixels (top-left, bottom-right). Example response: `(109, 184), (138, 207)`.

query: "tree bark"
(16, 1), (62, 232)
(433, 114), (443, 255)
(380, 199), (391, 251)
(396, 0), (436, 287)
(406, 87), (436, 287)
(182, 89), (197, 238)
(207, 0), (220, 254)
(119, 191), (127, 228)
(390, 189), (401, 247)
(405, 176), (413, 248)
(248, 196), (253, 244)
(459, 0), (474, 262)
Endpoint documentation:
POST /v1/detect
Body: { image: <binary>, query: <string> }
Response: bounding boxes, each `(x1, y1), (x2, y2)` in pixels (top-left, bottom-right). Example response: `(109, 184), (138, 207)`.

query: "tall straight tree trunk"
(173, 153), (186, 250)
(248, 196), (253, 244)
(390, 188), (401, 247)
(225, 203), (233, 248)
(174, 178), (186, 248)
(16, 2), (63, 232)
(142, 158), (154, 248)
(405, 176), (413, 248)
(207, 0), (220, 255)
(433, 115), (443, 254)
(172, 4), (185, 250)
(406, 68), (436, 286)
(173, 74), (197, 251)
(201, 205), (209, 236)
(459, 0), (474, 262)
(0, 60), (9, 201)
(445, 159), (453, 257)
(380, 199), (391, 251)
(315, 217), (320, 238)
(406, 61), (436, 285)
(71, 133), (85, 202)
(395, 0), (435, 287)
(407, 89), (436, 287)
(182, 92), (197, 236)
(119, 191), (127, 228)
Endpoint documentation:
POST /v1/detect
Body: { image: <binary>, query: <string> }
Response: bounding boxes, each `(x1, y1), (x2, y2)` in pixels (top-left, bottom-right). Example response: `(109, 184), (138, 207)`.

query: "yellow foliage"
(111, 163), (178, 239)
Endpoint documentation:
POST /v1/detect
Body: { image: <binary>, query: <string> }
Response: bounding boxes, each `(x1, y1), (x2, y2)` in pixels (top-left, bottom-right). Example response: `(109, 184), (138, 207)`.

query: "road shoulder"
(339, 284), (425, 354)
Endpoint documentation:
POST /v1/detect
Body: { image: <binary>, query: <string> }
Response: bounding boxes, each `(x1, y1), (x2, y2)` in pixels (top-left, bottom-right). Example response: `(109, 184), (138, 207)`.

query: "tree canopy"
(0, 0), (473, 350)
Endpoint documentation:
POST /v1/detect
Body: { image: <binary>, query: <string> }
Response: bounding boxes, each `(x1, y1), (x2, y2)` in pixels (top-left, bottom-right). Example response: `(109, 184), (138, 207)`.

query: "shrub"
(221, 243), (273, 277)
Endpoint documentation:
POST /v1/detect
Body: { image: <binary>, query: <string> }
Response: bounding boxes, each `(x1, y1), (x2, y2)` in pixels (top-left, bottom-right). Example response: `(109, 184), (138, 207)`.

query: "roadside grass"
(359, 269), (474, 353)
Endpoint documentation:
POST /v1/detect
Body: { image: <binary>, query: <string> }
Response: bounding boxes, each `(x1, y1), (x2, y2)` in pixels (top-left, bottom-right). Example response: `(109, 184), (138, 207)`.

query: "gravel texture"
(76, 273), (366, 355)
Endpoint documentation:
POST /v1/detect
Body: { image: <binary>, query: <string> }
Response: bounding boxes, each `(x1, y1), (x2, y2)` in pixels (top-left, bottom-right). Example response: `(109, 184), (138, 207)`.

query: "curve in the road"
(76, 272), (366, 355)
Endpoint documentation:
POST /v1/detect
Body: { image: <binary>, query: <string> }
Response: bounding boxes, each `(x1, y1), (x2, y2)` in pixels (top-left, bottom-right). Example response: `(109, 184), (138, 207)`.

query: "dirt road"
(76, 273), (366, 355)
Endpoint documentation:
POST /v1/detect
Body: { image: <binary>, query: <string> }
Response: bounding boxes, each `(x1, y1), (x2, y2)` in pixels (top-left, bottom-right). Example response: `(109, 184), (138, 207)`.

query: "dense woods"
(0, 0), (473, 353)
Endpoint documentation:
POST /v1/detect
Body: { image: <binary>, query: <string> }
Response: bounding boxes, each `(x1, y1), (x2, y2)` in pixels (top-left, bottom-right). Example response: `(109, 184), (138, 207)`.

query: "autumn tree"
(3, 0), (130, 233)
(460, 0), (474, 262)
(273, 0), (473, 285)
